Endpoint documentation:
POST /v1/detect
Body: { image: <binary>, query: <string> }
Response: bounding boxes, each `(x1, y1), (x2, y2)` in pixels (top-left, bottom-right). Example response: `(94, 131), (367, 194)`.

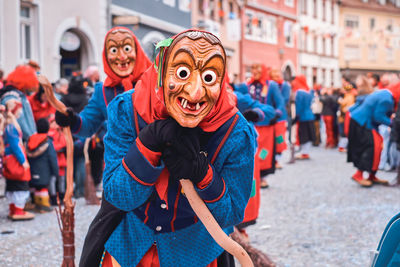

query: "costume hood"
(388, 82), (400, 110)
(247, 64), (270, 86)
(6, 65), (39, 92)
(103, 26), (152, 91)
(291, 75), (310, 92)
(133, 29), (238, 133)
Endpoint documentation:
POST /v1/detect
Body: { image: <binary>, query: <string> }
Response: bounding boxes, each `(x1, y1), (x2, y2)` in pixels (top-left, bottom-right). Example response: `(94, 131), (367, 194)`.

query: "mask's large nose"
(185, 71), (205, 102)
(117, 49), (128, 61)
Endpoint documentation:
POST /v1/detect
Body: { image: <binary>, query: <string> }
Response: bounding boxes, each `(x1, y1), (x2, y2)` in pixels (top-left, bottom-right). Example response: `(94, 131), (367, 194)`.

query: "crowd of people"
(0, 60), (102, 221)
(1, 26), (400, 266)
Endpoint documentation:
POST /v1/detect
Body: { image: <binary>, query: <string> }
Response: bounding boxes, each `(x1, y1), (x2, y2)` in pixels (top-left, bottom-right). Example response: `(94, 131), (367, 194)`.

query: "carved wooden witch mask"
(161, 31), (226, 128)
(105, 29), (137, 77)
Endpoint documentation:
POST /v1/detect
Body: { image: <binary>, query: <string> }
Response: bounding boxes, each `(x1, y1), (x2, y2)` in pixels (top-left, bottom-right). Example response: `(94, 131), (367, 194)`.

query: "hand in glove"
(162, 127), (209, 185)
(269, 109), (283, 125)
(138, 118), (181, 152)
(55, 107), (80, 128)
(243, 109), (260, 122)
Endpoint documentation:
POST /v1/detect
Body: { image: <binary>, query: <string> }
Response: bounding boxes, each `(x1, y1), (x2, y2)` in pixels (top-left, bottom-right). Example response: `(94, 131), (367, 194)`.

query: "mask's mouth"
(115, 60), (132, 71)
(176, 96), (208, 115)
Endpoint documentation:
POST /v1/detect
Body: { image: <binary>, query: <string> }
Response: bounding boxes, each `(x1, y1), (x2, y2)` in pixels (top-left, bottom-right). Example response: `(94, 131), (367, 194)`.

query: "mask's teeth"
(196, 103), (200, 110)
(182, 99), (188, 109)
(180, 98), (185, 106)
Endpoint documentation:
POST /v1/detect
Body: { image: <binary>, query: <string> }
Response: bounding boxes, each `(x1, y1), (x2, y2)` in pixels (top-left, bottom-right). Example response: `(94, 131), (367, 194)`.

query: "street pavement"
(0, 146), (399, 266)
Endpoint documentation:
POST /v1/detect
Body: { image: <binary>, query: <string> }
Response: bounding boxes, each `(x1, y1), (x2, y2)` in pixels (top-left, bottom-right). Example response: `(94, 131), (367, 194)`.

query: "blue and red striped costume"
(102, 90), (255, 266)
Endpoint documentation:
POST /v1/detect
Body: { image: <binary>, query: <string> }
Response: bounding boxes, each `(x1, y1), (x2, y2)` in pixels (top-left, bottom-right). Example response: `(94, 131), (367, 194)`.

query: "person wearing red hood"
(28, 85), (56, 122)
(347, 82), (400, 187)
(55, 26), (151, 136)
(97, 30), (254, 267)
(247, 64), (283, 188)
(53, 26), (152, 265)
(291, 75), (316, 159)
(269, 67), (290, 169)
(3, 98), (34, 221)
(0, 65), (39, 141)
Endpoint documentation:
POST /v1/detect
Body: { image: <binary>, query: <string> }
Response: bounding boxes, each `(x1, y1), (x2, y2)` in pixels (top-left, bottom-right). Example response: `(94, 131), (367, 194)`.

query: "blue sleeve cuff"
(253, 108), (265, 122)
(122, 142), (164, 186)
(196, 165), (226, 203)
(71, 116), (82, 133)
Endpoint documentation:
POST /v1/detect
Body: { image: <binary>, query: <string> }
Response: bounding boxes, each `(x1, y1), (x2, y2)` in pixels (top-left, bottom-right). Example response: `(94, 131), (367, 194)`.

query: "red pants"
(274, 121), (287, 154)
(102, 247), (218, 267)
(242, 155), (260, 224)
(322, 115), (337, 147)
(255, 125), (275, 172)
(372, 129), (383, 172)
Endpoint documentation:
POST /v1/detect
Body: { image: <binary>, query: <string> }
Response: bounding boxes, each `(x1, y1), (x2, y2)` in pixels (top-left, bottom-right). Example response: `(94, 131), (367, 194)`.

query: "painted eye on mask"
(109, 47), (118, 54)
(202, 70), (217, 85)
(176, 66), (190, 80)
(123, 45), (132, 53)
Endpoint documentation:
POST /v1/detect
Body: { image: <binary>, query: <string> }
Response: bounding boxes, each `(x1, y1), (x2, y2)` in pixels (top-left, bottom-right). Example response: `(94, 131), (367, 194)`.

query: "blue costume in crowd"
(350, 90), (393, 130)
(295, 90), (315, 122)
(347, 89), (399, 186)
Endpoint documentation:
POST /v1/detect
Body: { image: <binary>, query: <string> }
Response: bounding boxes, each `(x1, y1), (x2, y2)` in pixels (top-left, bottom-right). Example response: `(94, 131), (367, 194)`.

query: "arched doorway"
(281, 60), (296, 81)
(59, 28), (94, 78)
(283, 66), (292, 81)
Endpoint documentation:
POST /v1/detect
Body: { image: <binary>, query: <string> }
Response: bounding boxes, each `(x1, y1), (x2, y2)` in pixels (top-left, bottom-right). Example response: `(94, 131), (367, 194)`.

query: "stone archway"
(141, 31), (166, 61)
(53, 18), (99, 80)
(281, 60), (296, 81)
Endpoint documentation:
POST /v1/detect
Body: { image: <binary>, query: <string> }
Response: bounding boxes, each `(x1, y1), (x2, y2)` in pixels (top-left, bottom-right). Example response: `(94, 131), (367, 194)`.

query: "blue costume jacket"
(71, 82), (126, 137)
(1, 86), (36, 141)
(278, 81), (291, 106)
(103, 90), (255, 267)
(350, 89), (393, 130)
(234, 85), (276, 126)
(348, 94), (368, 113)
(248, 81), (287, 122)
(4, 124), (25, 165)
(295, 89), (315, 122)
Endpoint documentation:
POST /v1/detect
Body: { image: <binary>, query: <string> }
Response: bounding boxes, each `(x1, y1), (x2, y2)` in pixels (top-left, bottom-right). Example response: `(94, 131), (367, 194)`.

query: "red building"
(240, 0), (298, 81)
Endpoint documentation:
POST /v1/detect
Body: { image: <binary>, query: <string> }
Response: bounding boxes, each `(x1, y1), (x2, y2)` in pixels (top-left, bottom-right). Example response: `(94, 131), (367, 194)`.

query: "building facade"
(0, 0), (108, 82)
(241, 0), (298, 81)
(338, 0), (400, 80)
(191, 0), (242, 83)
(112, 0), (191, 61)
(298, 0), (341, 88)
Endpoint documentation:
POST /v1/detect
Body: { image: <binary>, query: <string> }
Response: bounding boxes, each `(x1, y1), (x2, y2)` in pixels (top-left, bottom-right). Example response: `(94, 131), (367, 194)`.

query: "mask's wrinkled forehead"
(166, 31), (226, 70)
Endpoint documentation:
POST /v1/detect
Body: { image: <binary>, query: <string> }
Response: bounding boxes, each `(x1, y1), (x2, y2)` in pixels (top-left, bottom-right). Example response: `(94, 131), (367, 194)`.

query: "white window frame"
(344, 45), (360, 61)
(285, 0), (294, 7)
(19, 2), (38, 62)
(163, 0), (176, 7)
(244, 11), (277, 44)
(368, 44), (377, 62)
(284, 21), (294, 47)
(386, 47), (394, 62)
(178, 0), (190, 12)
(344, 15), (359, 29)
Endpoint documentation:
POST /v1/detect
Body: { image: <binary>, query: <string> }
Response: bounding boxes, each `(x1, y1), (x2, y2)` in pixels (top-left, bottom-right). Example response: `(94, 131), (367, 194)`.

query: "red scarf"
(291, 75), (310, 92)
(133, 30), (238, 133)
(388, 82), (400, 110)
(102, 27), (152, 91)
(247, 64), (270, 86)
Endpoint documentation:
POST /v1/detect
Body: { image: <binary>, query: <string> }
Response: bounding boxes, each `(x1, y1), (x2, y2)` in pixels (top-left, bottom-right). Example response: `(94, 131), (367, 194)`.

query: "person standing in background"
(269, 67), (290, 169)
(291, 75), (316, 159)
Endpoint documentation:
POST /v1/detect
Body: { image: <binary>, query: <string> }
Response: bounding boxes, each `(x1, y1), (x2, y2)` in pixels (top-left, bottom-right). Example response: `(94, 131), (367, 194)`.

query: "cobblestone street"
(0, 146), (399, 266)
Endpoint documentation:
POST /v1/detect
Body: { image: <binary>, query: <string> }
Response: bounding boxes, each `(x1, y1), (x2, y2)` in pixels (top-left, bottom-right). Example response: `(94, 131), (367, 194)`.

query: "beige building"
(191, 0), (242, 83)
(339, 0), (400, 80)
(0, 0), (108, 82)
